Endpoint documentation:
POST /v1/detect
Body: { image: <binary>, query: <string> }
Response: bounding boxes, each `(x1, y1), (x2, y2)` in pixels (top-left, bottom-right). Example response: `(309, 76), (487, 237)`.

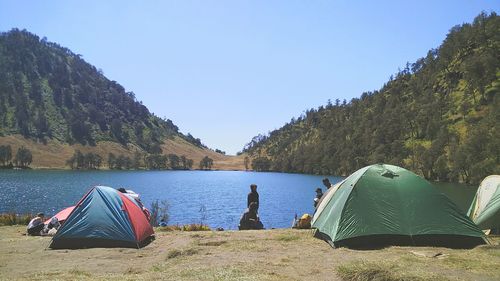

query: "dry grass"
(274, 233), (302, 242)
(166, 247), (200, 259)
(441, 243), (500, 273)
(197, 240), (227, 247)
(161, 136), (246, 170)
(67, 269), (92, 277)
(336, 261), (446, 281)
(0, 134), (245, 170)
(0, 135), (136, 169)
(0, 213), (32, 226)
(157, 223), (211, 232)
(0, 226), (498, 281)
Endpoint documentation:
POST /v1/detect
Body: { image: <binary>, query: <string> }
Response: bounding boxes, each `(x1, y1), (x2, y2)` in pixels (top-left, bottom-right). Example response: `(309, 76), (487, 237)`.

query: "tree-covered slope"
(244, 12), (499, 184)
(0, 29), (204, 152)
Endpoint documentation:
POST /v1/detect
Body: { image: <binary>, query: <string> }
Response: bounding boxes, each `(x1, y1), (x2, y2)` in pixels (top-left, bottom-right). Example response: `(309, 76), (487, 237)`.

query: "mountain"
(243, 12), (499, 184)
(0, 29), (243, 170)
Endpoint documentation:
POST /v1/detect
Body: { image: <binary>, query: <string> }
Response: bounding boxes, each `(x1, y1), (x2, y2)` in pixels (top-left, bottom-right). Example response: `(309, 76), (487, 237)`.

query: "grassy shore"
(0, 226), (498, 281)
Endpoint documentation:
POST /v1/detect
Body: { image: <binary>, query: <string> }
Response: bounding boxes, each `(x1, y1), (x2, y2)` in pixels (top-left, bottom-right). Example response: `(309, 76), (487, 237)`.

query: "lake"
(0, 170), (478, 229)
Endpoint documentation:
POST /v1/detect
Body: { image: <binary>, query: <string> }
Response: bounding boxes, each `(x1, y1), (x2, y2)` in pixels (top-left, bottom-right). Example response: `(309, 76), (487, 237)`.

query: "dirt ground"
(0, 226), (498, 281)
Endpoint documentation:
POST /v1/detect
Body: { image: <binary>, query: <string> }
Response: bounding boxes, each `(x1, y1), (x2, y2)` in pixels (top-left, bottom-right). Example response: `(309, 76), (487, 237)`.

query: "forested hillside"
(244, 12), (499, 184)
(0, 29), (204, 152)
(0, 29), (247, 170)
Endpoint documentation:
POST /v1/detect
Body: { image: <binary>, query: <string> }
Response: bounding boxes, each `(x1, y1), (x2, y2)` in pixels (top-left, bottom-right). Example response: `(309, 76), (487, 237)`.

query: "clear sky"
(0, 1), (498, 154)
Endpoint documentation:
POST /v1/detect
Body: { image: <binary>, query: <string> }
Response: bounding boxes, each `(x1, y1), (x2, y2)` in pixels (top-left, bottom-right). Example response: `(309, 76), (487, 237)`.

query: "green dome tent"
(312, 164), (486, 249)
(467, 175), (500, 232)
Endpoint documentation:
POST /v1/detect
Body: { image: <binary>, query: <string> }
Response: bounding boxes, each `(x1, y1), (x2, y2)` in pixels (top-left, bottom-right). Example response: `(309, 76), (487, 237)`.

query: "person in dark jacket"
(314, 188), (323, 208)
(322, 178), (332, 190)
(239, 202), (264, 230)
(247, 184), (259, 211)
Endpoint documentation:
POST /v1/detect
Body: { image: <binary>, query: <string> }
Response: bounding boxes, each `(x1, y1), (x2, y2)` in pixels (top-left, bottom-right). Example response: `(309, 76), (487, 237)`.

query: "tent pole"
(44, 238), (53, 250)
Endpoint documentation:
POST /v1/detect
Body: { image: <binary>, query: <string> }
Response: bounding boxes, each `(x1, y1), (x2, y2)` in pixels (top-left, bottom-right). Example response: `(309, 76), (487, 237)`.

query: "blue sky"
(0, 1), (498, 154)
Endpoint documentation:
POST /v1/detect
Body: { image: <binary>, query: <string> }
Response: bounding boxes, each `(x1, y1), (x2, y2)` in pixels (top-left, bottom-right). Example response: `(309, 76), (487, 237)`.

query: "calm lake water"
(0, 170), (477, 229)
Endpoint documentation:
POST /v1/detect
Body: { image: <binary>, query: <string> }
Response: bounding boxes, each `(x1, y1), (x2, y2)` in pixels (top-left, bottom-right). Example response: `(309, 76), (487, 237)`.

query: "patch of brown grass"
(68, 269), (92, 277)
(0, 213), (32, 226)
(336, 261), (445, 281)
(178, 266), (288, 281)
(124, 267), (143, 275)
(442, 245), (500, 275)
(274, 233), (301, 242)
(198, 240), (227, 247)
(166, 247), (200, 259)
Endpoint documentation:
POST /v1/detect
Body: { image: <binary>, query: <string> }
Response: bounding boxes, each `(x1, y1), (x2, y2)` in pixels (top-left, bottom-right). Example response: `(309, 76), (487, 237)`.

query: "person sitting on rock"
(239, 202), (264, 230)
(27, 213), (45, 236)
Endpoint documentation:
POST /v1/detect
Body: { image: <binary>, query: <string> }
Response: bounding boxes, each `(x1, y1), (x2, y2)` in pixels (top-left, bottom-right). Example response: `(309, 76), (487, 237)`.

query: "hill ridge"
(0, 28), (244, 170)
(243, 12), (499, 184)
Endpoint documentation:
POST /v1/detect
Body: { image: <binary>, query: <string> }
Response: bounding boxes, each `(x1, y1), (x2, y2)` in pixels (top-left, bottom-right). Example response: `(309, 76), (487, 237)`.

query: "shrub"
(157, 224), (211, 232)
(149, 199), (170, 227)
(0, 213), (32, 226)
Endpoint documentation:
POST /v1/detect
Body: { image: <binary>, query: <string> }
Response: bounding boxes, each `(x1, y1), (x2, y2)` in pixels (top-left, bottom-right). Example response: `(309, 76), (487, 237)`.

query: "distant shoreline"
(0, 165), (477, 186)
(0, 166), (246, 172)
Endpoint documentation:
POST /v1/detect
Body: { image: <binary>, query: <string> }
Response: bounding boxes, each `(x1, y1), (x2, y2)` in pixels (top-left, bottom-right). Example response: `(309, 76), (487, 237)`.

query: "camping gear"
(293, 214), (312, 229)
(45, 206), (75, 224)
(49, 186), (154, 249)
(117, 188), (140, 200)
(125, 189), (140, 200)
(312, 164), (486, 249)
(467, 175), (500, 232)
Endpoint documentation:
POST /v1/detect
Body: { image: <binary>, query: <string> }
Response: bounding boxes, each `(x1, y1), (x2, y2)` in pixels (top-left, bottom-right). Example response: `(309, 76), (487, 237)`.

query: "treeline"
(140, 153), (194, 170)
(66, 151), (102, 169)
(214, 149), (226, 155)
(0, 29), (205, 152)
(251, 157), (272, 172)
(66, 150), (216, 171)
(199, 156), (213, 170)
(0, 145), (33, 168)
(243, 12), (499, 185)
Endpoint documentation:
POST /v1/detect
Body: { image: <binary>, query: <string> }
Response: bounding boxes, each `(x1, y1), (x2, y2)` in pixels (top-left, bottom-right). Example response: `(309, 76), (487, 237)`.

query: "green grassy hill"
(0, 29), (204, 151)
(0, 29), (244, 170)
(244, 12), (499, 184)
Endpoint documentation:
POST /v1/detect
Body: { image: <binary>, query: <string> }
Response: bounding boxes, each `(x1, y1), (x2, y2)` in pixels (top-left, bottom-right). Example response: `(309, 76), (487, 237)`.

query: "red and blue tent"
(45, 206), (75, 225)
(50, 186), (154, 249)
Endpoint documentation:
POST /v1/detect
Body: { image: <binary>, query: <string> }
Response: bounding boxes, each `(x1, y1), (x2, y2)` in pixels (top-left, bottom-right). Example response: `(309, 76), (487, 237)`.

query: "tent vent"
(381, 169), (398, 178)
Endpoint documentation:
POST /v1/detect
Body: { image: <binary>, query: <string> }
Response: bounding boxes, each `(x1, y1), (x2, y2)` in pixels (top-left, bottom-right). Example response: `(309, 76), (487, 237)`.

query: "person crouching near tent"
(239, 202), (264, 230)
(27, 213), (45, 236)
